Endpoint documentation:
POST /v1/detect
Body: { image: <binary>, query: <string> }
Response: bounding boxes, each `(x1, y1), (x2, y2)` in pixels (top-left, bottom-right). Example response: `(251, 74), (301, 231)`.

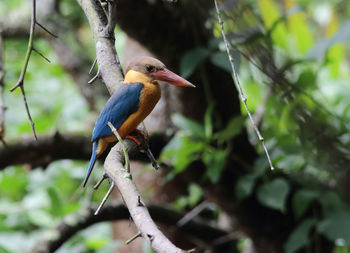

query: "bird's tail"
(83, 142), (98, 187)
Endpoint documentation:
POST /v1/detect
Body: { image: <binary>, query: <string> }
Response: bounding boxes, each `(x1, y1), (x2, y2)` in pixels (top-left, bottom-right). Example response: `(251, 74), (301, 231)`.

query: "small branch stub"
(125, 232), (142, 245)
(94, 173), (108, 190)
(88, 69), (100, 84)
(94, 181), (115, 215)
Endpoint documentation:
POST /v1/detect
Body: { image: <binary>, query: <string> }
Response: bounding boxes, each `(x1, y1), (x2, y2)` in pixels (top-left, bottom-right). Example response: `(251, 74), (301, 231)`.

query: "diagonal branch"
(77, 1), (183, 251)
(104, 139), (185, 253)
(0, 132), (169, 170)
(214, 0), (274, 171)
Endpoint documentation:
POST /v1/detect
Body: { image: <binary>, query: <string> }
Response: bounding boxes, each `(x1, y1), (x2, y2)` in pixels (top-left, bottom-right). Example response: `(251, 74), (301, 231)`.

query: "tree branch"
(0, 133), (91, 169)
(30, 202), (237, 253)
(76, 1), (184, 251)
(0, 132), (169, 170)
(77, 0), (123, 94)
(104, 139), (185, 252)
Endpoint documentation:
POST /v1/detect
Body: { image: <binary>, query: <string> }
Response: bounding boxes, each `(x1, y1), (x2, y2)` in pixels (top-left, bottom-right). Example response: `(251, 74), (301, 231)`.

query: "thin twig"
(89, 58), (97, 74)
(94, 173), (108, 190)
(9, 0), (38, 140)
(0, 26), (6, 146)
(108, 121), (130, 172)
(125, 232), (142, 245)
(88, 69), (100, 84)
(98, 0), (109, 18)
(94, 181), (115, 215)
(35, 21), (58, 38)
(32, 47), (51, 63)
(214, 0), (274, 171)
(20, 86), (37, 140)
(177, 201), (213, 227)
(10, 0), (36, 92)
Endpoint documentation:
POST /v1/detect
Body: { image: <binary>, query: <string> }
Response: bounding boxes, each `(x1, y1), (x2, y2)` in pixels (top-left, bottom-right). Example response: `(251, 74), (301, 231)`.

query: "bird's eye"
(146, 65), (156, 73)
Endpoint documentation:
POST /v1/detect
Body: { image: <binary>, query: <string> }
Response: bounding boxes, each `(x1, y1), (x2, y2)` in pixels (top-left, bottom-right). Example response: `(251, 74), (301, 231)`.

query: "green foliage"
(173, 183), (203, 210)
(0, 15), (113, 250)
(203, 148), (228, 183)
(161, 110), (244, 183)
(179, 39), (240, 79)
(235, 173), (258, 201)
(180, 47), (210, 78)
(318, 211), (350, 245)
(257, 178), (290, 212)
(2, 0), (350, 252)
(292, 189), (318, 219)
(284, 218), (317, 253)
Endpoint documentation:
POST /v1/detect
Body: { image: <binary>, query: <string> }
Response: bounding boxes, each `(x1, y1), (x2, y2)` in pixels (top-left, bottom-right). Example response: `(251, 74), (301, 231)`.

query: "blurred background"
(0, 0), (350, 252)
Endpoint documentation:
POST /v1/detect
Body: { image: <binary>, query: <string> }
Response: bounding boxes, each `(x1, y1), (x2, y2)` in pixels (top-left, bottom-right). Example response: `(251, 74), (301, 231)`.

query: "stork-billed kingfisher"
(83, 56), (195, 187)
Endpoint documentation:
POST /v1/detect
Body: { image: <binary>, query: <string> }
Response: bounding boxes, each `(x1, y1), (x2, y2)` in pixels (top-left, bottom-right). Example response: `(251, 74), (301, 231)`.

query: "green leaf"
(292, 189), (318, 219)
(257, 178), (290, 211)
(296, 70), (316, 90)
(188, 183), (203, 207)
(0, 245), (12, 253)
(287, 9), (314, 53)
(258, 0), (288, 48)
(284, 218), (317, 253)
(27, 209), (54, 228)
(85, 238), (109, 250)
(216, 116), (245, 143)
(173, 196), (188, 211)
(235, 174), (258, 201)
(161, 135), (204, 173)
(180, 47), (210, 78)
(204, 104), (214, 140)
(171, 114), (205, 139)
(0, 167), (28, 201)
(279, 103), (295, 134)
(203, 149), (228, 183)
(319, 192), (345, 217)
(47, 186), (63, 217)
(318, 210), (350, 245)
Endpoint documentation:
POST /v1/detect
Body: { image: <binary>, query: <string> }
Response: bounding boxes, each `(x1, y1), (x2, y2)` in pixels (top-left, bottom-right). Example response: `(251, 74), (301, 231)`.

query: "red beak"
(151, 68), (196, 87)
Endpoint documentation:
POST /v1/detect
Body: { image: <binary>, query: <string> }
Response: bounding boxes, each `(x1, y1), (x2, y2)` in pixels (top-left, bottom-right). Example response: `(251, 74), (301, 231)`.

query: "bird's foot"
(133, 129), (148, 141)
(125, 130), (160, 170)
(125, 129), (148, 146)
(124, 134), (142, 147)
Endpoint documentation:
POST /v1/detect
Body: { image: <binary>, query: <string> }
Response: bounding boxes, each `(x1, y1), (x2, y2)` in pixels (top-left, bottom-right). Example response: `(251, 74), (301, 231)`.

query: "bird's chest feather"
(139, 83), (161, 115)
(117, 82), (161, 137)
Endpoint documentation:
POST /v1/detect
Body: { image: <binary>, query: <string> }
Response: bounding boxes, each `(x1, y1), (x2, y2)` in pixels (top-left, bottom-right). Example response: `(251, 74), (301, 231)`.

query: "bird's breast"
(118, 82), (161, 137)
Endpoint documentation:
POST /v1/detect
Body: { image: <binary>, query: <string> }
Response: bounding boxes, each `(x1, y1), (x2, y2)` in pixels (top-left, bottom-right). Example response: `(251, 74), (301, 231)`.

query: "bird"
(83, 56), (195, 187)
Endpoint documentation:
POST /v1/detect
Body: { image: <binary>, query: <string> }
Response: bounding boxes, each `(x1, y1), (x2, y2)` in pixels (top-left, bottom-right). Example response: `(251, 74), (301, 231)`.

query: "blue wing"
(92, 83), (144, 142)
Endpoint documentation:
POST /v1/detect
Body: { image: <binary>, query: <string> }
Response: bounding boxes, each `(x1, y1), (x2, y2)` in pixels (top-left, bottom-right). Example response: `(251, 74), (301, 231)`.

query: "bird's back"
(91, 83), (144, 142)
